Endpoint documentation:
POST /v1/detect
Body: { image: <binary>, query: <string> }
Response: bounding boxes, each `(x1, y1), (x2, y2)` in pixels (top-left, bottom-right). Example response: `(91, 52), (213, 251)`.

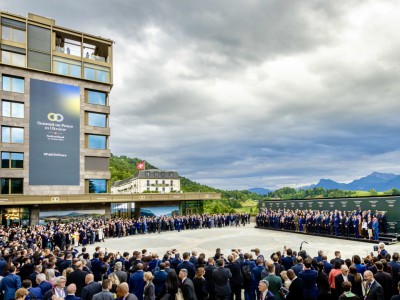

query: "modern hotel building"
(0, 11), (220, 226)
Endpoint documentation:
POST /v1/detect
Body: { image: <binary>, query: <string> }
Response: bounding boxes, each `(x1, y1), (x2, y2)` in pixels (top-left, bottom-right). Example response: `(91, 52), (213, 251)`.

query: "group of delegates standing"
(256, 208), (388, 240)
(0, 235), (400, 300)
(0, 213), (251, 251)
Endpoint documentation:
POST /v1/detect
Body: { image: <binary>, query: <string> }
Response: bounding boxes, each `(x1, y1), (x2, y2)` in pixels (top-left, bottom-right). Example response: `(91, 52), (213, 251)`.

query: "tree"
(369, 189), (378, 196)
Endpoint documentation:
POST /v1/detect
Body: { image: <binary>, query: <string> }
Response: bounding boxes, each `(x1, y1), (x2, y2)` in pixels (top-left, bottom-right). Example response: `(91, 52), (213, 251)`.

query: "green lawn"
(235, 199), (258, 214)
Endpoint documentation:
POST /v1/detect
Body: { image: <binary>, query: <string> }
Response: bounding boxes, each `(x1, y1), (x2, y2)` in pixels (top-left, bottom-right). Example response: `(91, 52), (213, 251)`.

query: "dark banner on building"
(259, 196), (400, 232)
(29, 79), (80, 185)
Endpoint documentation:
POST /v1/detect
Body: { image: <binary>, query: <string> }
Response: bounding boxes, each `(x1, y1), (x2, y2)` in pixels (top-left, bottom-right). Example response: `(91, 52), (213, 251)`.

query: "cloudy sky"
(5, 1), (400, 190)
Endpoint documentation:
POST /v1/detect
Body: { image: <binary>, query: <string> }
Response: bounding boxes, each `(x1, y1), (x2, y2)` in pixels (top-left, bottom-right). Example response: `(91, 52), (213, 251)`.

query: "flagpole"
(143, 160), (146, 171)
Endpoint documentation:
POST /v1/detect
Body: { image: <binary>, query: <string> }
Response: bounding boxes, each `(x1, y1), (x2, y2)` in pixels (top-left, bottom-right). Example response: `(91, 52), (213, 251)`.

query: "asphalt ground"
(78, 222), (399, 260)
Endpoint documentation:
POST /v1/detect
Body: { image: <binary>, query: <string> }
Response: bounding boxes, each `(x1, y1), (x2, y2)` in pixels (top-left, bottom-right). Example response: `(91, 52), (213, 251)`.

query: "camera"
(373, 245), (378, 251)
(280, 287), (289, 295)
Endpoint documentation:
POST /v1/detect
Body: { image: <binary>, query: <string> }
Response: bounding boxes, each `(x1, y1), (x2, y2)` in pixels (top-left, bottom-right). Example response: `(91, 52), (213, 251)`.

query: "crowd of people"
(0, 237), (399, 300)
(0, 213), (250, 250)
(256, 208), (388, 241)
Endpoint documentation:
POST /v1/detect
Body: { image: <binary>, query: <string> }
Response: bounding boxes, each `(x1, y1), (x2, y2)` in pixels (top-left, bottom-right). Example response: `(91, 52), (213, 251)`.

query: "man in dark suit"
(291, 257), (304, 276)
(286, 269), (303, 300)
(225, 255), (242, 300)
(111, 262), (128, 283)
(60, 254), (73, 273)
(212, 259), (232, 300)
(128, 263), (145, 300)
(364, 270), (384, 300)
(258, 280), (275, 300)
(298, 258), (319, 300)
(334, 265), (355, 297)
(373, 261), (392, 300)
(81, 274), (102, 300)
(177, 252), (196, 280)
(281, 249), (294, 271)
(0, 266), (22, 300)
(391, 282), (400, 300)
(65, 284), (82, 300)
(330, 251), (345, 266)
(322, 255), (333, 276)
(389, 252), (400, 296)
(67, 261), (89, 297)
(36, 273), (52, 295)
(179, 269), (198, 300)
(153, 263), (168, 298)
(92, 279), (114, 300)
(252, 258), (266, 300)
(241, 253), (257, 300)
(116, 283), (138, 300)
(204, 258), (217, 300)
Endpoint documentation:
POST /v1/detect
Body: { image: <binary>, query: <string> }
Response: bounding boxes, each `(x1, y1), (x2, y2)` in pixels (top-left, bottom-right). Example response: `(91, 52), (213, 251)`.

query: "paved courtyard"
(81, 223), (398, 260)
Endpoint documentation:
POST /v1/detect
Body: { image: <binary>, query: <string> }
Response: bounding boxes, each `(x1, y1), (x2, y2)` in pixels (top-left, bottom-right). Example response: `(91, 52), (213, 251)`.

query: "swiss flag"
(136, 161), (145, 170)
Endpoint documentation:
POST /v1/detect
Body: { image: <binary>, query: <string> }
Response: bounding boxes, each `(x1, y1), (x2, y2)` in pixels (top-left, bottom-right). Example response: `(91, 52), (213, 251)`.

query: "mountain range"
(249, 172), (400, 194)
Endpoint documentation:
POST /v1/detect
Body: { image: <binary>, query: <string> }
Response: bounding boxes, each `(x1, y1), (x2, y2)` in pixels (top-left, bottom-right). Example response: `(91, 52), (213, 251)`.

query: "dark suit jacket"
(0, 274), (22, 300)
(374, 271), (392, 300)
(335, 273), (355, 296)
(64, 295), (81, 300)
(225, 261), (242, 286)
(286, 277), (304, 300)
(204, 265), (217, 296)
(129, 271), (145, 300)
(365, 280), (384, 300)
(298, 269), (319, 300)
(177, 261), (196, 280)
(81, 281), (102, 300)
(153, 270), (167, 296)
(212, 267), (232, 297)
(143, 282), (155, 300)
(181, 278), (198, 300)
(67, 269), (89, 297)
(39, 281), (53, 295)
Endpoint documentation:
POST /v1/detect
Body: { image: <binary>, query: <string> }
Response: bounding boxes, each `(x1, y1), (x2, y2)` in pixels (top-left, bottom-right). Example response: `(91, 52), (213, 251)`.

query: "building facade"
(111, 169), (181, 194)
(0, 11), (113, 225)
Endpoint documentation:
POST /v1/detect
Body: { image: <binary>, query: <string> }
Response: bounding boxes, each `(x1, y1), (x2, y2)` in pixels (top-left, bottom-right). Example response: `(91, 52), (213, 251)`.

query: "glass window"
(87, 90), (107, 105)
(84, 67), (95, 80)
(88, 179), (107, 193)
(161, 172), (165, 177)
(1, 51), (25, 67)
(53, 57), (81, 78)
(1, 178), (23, 194)
(2, 101), (24, 118)
(147, 180), (150, 186)
(1, 25), (25, 44)
(1, 152), (23, 168)
(87, 134), (106, 149)
(145, 171), (150, 177)
(87, 112), (107, 127)
(70, 64), (81, 77)
(1, 127), (24, 143)
(84, 64), (110, 83)
(97, 70), (108, 83)
(2, 76), (24, 93)
(55, 61), (68, 75)
(154, 172), (159, 178)
(1, 152), (10, 168)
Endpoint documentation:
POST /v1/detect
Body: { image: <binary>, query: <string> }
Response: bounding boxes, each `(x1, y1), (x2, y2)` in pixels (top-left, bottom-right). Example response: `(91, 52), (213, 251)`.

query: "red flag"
(136, 161), (145, 170)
